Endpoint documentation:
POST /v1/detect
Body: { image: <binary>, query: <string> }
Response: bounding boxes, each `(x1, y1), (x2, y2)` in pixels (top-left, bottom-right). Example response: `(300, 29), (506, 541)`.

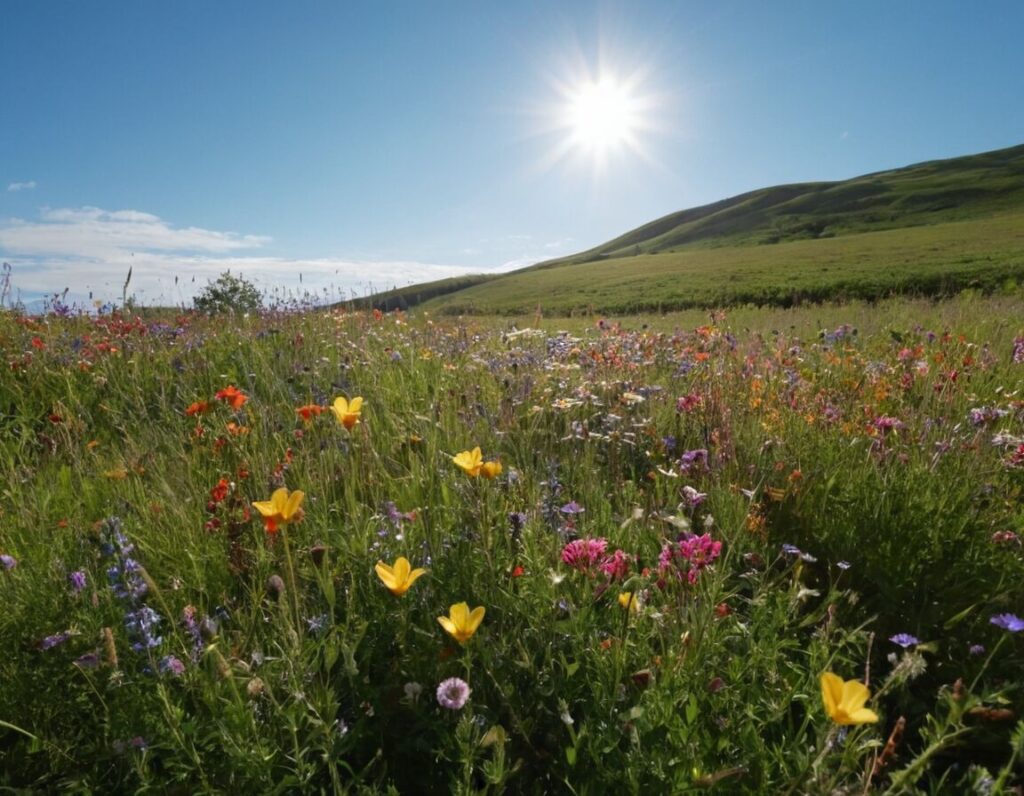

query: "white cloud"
(7, 181), (36, 192)
(0, 205), (515, 307)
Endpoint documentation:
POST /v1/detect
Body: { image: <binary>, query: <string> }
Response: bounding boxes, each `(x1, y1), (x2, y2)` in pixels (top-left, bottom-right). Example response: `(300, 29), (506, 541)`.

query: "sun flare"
(565, 76), (639, 154)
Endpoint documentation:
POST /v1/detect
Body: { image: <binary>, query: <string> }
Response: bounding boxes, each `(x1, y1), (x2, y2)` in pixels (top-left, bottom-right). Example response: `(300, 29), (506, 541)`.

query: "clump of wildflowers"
(659, 533), (722, 584)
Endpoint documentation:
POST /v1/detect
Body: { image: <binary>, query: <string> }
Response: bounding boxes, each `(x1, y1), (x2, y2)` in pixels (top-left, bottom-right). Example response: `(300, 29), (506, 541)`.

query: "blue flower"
(889, 633), (920, 649)
(990, 613), (1024, 632)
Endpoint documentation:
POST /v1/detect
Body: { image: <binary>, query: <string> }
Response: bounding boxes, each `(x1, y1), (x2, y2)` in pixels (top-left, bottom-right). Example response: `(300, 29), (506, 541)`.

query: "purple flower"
(836, 560), (851, 571)
(559, 501), (585, 515)
(990, 613), (1024, 632)
(159, 655), (186, 676)
(38, 631), (72, 651)
(69, 570), (87, 595)
(890, 633), (920, 649)
(436, 677), (471, 710)
(74, 652), (100, 669)
(1, 554), (16, 570)
(969, 643), (986, 656)
(679, 449), (709, 474)
(781, 544), (802, 556)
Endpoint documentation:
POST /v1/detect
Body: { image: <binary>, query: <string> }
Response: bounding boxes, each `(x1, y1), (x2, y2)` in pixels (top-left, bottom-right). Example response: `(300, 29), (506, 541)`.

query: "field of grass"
(425, 211), (1024, 315)
(1, 294), (1023, 792)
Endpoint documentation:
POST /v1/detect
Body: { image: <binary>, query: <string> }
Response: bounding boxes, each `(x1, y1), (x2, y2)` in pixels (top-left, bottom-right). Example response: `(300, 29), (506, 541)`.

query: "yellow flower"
(618, 591), (639, 612)
(480, 460), (503, 480)
(452, 447), (502, 479)
(252, 487), (305, 535)
(375, 556), (427, 596)
(452, 447), (483, 477)
(331, 396), (363, 430)
(820, 672), (879, 726)
(437, 602), (485, 644)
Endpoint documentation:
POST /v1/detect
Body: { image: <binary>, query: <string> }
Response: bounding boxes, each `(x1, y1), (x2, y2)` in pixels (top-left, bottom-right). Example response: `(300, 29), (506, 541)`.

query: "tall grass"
(0, 295), (1022, 792)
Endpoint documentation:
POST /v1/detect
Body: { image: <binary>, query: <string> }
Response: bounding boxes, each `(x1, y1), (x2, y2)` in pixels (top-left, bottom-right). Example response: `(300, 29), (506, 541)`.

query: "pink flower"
(436, 677), (471, 710)
(561, 538), (608, 571)
(599, 549), (631, 581)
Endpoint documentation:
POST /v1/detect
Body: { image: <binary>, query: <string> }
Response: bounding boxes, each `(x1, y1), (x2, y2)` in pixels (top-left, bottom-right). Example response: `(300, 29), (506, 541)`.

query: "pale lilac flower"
(1, 554), (16, 570)
(436, 677), (471, 710)
(559, 501), (585, 515)
(681, 485), (707, 508)
(890, 633), (920, 648)
(159, 655), (186, 676)
(969, 643), (986, 656)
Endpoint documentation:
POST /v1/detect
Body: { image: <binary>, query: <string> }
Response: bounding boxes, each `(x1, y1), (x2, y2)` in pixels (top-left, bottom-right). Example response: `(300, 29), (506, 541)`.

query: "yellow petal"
(283, 490), (305, 520)
(270, 487), (289, 512)
(847, 707), (879, 725)
(437, 616), (457, 636)
(348, 397), (363, 413)
(375, 562), (398, 590)
(392, 557), (410, 583)
(406, 568), (427, 588)
(333, 397), (349, 415)
(449, 602), (469, 629)
(840, 679), (870, 713)
(820, 673), (843, 719)
(252, 500), (278, 518)
(466, 606), (485, 634)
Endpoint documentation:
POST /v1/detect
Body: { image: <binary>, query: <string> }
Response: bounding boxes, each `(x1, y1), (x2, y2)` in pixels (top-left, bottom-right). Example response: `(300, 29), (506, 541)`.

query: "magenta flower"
(436, 677), (471, 710)
(599, 549), (631, 581)
(660, 533), (722, 584)
(561, 538), (608, 571)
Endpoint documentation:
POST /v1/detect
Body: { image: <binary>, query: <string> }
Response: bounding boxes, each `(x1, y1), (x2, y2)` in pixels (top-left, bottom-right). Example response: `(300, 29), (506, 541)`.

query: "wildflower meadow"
(1, 293), (1023, 793)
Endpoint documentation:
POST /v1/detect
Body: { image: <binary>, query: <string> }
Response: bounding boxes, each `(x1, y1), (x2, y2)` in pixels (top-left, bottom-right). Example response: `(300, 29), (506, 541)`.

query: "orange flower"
(296, 404), (324, 424)
(226, 422), (249, 436)
(185, 400), (212, 416)
(215, 385), (248, 410)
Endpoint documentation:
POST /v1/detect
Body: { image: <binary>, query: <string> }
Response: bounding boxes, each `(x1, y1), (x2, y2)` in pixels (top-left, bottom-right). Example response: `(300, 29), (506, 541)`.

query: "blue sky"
(2, 1), (1023, 307)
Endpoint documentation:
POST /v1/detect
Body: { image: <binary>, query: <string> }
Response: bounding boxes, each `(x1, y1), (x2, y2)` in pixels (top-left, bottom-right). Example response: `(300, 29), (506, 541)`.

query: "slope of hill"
(359, 143), (1024, 314)
(535, 143), (1024, 266)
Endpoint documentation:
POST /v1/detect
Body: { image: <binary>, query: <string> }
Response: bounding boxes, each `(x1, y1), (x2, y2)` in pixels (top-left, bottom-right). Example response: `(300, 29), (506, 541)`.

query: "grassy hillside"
(426, 210), (1024, 315)
(355, 143), (1024, 315)
(538, 142), (1024, 264)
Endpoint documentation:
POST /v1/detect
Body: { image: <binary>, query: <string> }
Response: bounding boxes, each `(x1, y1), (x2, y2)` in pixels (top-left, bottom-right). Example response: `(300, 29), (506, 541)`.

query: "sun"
(564, 76), (639, 155)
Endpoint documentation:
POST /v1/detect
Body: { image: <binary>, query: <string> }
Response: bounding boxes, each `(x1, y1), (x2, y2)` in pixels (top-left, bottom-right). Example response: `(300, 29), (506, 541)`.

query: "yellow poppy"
(480, 460), (503, 479)
(331, 396), (364, 430)
(452, 447), (483, 477)
(820, 672), (879, 726)
(437, 602), (485, 644)
(252, 487), (305, 534)
(375, 556), (427, 596)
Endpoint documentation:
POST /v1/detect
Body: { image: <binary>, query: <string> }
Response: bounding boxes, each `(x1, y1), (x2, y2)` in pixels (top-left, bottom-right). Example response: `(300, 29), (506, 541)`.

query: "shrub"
(193, 271), (262, 314)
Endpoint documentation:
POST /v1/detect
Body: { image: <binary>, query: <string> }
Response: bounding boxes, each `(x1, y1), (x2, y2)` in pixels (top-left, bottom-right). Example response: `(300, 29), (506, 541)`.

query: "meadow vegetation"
(1, 293), (1022, 792)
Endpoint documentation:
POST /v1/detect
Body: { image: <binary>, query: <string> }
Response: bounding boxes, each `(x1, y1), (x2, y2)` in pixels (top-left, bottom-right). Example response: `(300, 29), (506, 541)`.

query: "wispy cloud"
(0, 205), (519, 307)
(7, 181), (37, 192)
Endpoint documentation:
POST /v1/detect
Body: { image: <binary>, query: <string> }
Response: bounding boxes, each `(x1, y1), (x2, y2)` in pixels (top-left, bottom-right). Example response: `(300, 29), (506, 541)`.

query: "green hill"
(363, 143), (1024, 315)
